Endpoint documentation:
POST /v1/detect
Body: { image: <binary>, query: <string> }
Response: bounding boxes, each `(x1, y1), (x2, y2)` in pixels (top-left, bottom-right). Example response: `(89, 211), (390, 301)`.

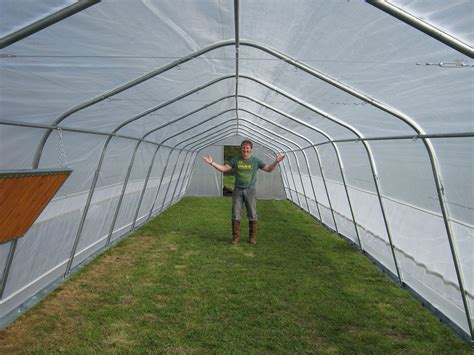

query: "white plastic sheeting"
(0, 0), (472, 341)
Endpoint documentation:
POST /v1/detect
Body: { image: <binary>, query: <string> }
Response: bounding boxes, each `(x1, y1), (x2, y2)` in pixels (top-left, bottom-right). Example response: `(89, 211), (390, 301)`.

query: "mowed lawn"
(0, 197), (470, 353)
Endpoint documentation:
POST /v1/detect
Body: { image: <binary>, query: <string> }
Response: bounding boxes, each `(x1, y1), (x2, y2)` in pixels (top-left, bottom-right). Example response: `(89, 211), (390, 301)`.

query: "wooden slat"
(0, 172), (70, 243)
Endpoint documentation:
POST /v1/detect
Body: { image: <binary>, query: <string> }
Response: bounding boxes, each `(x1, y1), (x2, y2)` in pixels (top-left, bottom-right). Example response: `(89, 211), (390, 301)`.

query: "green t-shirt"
(229, 155), (265, 188)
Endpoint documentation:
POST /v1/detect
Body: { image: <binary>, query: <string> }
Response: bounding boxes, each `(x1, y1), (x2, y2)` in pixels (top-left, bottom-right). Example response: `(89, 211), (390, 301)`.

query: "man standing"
(203, 139), (285, 245)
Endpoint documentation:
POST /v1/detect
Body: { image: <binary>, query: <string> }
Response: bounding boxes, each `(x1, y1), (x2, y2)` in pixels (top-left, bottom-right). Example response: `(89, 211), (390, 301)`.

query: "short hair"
(240, 139), (253, 148)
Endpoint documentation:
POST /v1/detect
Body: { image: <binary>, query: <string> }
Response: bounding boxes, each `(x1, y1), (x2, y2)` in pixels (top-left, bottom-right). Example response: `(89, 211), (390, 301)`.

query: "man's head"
(240, 139), (253, 160)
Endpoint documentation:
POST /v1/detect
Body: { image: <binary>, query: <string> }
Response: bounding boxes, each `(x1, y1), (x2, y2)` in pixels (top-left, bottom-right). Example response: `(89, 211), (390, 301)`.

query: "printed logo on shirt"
(237, 160), (252, 170)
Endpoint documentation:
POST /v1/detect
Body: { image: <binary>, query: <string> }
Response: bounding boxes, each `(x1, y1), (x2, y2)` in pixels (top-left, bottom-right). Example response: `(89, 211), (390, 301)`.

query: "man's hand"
(204, 155), (233, 173)
(262, 154), (285, 172)
(275, 154), (285, 163)
(203, 154), (213, 164)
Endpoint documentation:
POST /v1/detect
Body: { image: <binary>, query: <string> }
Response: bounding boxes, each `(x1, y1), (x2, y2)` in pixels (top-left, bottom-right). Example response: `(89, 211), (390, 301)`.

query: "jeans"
(232, 186), (257, 221)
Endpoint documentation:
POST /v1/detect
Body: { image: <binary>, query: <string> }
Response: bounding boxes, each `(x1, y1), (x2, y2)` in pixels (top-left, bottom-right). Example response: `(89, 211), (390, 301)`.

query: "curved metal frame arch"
(172, 122), (293, 207)
(20, 37), (469, 337)
(149, 120), (293, 218)
(236, 104), (362, 246)
(172, 125), (295, 207)
(238, 42), (470, 334)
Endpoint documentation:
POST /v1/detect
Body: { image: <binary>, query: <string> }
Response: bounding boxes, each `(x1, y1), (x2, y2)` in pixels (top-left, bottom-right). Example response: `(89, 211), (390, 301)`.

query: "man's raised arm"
(203, 154), (233, 173)
(262, 154), (285, 173)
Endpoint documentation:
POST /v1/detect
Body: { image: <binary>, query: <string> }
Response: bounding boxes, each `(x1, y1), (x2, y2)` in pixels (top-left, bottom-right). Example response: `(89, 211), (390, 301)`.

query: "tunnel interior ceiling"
(0, 0), (473, 342)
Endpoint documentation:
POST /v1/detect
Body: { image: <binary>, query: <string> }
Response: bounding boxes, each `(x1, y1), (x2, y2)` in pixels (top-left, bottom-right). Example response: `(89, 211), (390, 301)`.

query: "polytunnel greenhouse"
(0, 0), (473, 349)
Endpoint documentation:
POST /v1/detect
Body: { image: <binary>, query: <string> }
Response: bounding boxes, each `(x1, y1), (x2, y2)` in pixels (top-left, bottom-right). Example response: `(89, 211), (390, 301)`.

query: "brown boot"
(232, 220), (241, 244)
(249, 221), (257, 245)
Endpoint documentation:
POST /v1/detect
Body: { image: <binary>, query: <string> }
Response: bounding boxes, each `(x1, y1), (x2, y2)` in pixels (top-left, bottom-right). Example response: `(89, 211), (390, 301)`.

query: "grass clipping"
(0, 197), (470, 353)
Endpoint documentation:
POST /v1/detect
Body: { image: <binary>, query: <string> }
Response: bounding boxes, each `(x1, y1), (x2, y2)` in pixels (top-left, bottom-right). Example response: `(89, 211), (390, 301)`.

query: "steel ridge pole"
(234, 0), (241, 133)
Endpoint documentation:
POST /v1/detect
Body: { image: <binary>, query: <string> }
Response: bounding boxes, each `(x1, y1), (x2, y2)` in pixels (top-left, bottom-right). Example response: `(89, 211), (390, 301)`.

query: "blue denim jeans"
(232, 186), (257, 221)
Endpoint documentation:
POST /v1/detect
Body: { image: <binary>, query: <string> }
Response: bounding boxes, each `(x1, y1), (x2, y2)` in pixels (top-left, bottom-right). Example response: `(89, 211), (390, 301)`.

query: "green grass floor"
(0, 197), (470, 353)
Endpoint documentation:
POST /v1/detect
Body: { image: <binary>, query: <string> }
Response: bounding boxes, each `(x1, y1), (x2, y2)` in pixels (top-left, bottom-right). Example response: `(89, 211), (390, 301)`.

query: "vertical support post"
(300, 149), (323, 222)
(290, 150), (311, 213)
(160, 149), (185, 211)
(182, 152), (199, 197)
(147, 148), (175, 220)
(130, 145), (161, 231)
(178, 152), (197, 200)
(331, 142), (362, 248)
(106, 140), (142, 246)
(310, 146), (338, 233)
(423, 138), (473, 339)
(359, 140), (402, 284)
(170, 150), (193, 204)
(64, 135), (113, 277)
(0, 240), (17, 299)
